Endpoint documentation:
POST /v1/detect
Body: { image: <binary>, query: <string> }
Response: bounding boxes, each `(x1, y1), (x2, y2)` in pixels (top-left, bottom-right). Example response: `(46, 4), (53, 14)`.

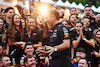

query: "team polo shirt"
(25, 28), (43, 44)
(42, 30), (53, 46)
(7, 28), (24, 65)
(49, 23), (70, 58)
(71, 30), (93, 50)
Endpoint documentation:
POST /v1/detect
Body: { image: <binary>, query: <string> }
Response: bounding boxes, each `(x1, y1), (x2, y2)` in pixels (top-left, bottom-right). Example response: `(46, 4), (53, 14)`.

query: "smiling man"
(24, 55), (36, 67)
(0, 54), (11, 67)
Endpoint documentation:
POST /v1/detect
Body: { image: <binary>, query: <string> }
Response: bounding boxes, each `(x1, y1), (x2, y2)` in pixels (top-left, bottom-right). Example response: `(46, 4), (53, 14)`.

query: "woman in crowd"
(0, 17), (7, 54)
(0, 17), (6, 44)
(61, 19), (71, 29)
(25, 16), (42, 48)
(82, 18), (92, 33)
(91, 29), (100, 67)
(36, 15), (43, 29)
(71, 21), (94, 63)
(21, 8), (28, 20)
(7, 14), (26, 66)
(21, 18), (26, 30)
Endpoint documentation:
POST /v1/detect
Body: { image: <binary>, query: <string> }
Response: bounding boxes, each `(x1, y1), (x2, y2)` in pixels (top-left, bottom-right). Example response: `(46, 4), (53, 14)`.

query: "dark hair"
(76, 47), (86, 54)
(96, 19), (100, 27)
(48, 9), (59, 20)
(24, 55), (34, 63)
(75, 20), (83, 26)
(91, 9), (94, 13)
(0, 17), (4, 20)
(4, 7), (14, 13)
(1, 9), (5, 13)
(69, 14), (76, 20)
(24, 41), (34, 49)
(0, 54), (9, 62)
(0, 43), (6, 50)
(84, 5), (90, 10)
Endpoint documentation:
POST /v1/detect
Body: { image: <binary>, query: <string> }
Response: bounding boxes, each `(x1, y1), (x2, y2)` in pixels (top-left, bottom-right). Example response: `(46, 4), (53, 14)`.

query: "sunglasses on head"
(70, 7), (76, 9)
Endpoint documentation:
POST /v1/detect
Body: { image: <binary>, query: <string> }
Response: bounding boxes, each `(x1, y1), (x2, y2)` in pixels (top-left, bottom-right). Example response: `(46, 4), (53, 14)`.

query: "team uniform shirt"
(91, 41), (100, 67)
(48, 22), (71, 67)
(4, 20), (9, 31)
(71, 30), (93, 50)
(42, 30), (53, 46)
(71, 30), (93, 62)
(24, 28), (43, 44)
(0, 31), (7, 49)
(50, 23), (70, 57)
(90, 25), (98, 32)
(7, 28), (24, 66)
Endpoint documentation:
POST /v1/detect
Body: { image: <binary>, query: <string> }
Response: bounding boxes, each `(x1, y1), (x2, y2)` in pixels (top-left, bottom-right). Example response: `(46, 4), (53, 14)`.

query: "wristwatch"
(83, 38), (87, 41)
(54, 47), (57, 51)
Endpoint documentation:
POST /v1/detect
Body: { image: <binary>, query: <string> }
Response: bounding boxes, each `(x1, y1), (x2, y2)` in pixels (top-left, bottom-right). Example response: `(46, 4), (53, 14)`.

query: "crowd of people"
(0, 1), (100, 67)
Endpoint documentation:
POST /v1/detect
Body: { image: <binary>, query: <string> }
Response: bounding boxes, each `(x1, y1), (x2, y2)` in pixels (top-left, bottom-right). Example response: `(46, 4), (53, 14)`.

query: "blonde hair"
(26, 16), (36, 37)
(2, 25), (6, 43)
(92, 29), (100, 47)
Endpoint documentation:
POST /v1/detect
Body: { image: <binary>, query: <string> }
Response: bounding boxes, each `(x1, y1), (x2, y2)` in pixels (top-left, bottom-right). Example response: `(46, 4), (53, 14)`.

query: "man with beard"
(24, 55), (36, 67)
(70, 7), (77, 15)
(69, 14), (77, 30)
(0, 54), (11, 67)
(4, 7), (15, 31)
(84, 6), (96, 27)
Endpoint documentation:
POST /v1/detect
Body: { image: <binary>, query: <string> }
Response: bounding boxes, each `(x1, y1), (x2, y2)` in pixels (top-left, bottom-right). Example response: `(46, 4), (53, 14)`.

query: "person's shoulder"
(84, 30), (90, 34)
(59, 23), (69, 29)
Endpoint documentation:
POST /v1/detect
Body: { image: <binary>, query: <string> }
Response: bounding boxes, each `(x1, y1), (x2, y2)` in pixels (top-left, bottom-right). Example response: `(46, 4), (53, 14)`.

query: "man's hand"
(35, 47), (48, 56)
(45, 57), (49, 66)
(45, 46), (55, 56)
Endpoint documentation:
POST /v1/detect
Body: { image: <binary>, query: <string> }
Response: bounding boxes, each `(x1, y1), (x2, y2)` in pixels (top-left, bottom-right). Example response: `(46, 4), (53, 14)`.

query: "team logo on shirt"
(97, 44), (100, 47)
(83, 35), (86, 38)
(33, 33), (36, 36)
(71, 58), (77, 64)
(64, 33), (69, 39)
(52, 33), (57, 37)
(91, 20), (94, 23)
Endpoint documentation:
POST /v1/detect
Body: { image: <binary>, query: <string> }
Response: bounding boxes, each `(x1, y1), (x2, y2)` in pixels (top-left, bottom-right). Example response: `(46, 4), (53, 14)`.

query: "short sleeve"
(59, 26), (69, 40)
